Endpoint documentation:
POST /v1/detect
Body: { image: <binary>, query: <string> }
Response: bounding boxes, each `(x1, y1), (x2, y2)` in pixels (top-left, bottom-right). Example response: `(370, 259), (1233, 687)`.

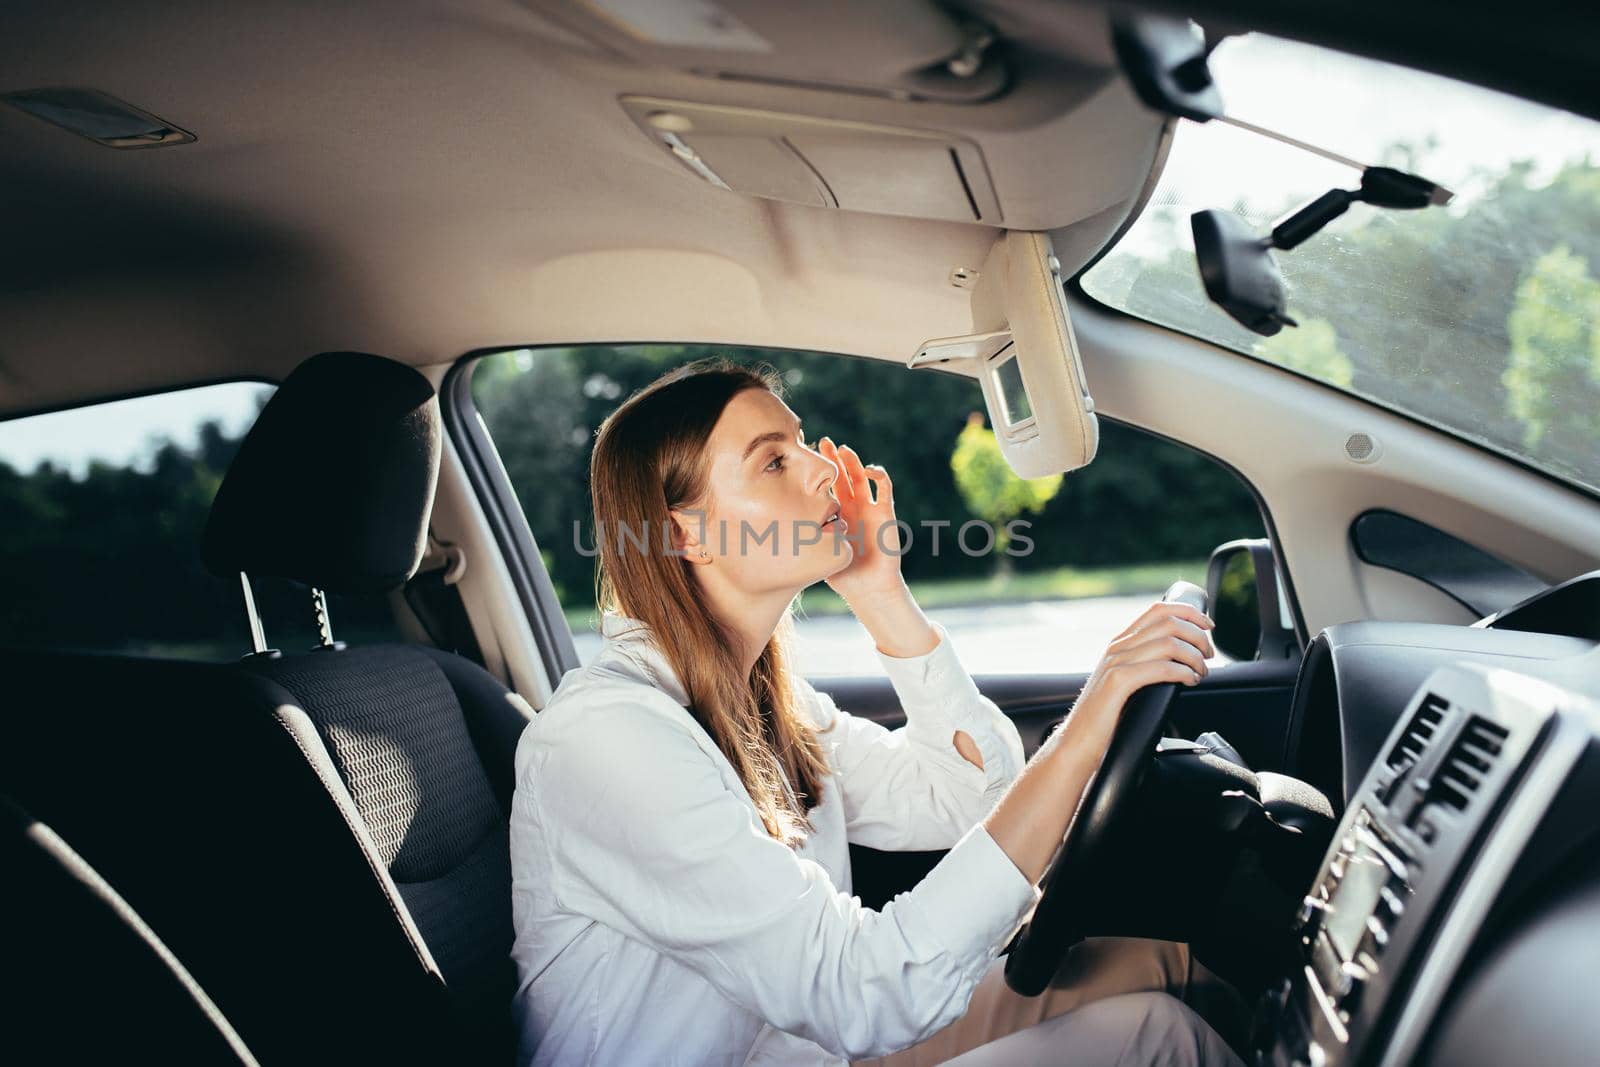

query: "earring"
(699, 548), (710, 562)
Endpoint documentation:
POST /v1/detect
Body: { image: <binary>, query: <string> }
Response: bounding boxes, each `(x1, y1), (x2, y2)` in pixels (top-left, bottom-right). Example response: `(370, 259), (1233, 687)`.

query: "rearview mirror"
(1190, 210), (1295, 336)
(1205, 538), (1298, 660)
(1192, 169), (1450, 337)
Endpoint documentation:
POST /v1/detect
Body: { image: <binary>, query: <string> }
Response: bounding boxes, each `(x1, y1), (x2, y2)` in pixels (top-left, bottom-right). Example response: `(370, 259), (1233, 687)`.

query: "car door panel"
(816, 659), (1299, 763)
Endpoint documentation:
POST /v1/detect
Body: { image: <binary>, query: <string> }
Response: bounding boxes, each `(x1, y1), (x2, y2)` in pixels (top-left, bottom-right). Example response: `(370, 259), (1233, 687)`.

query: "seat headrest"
(202, 351), (441, 595)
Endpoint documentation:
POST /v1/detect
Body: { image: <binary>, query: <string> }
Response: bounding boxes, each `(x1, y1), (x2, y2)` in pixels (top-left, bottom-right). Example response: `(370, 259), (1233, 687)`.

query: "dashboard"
(1282, 622), (1593, 809)
(1256, 572), (1600, 1067)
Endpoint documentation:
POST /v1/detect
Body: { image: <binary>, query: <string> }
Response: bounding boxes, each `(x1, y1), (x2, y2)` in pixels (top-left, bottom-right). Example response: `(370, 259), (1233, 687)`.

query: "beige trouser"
(851, 939), (1246, 1067)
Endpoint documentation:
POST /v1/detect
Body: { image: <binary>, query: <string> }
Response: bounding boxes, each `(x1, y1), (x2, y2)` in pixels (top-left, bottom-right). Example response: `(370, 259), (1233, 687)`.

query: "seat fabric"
(243, 642), (531, 1055)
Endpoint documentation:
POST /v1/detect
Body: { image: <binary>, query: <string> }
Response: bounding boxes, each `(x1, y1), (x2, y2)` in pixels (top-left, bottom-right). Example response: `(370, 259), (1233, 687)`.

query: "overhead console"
(589, 0), (1015, 226)
(544, 0), (1008, 104)
(1258, 658), (1600, 1067)
(553, 0), (1171, 238)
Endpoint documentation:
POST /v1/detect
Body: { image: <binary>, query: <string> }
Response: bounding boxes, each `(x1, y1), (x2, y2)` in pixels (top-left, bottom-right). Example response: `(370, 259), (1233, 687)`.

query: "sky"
(0, 382), (273, 477)
(1215, 34), (1599, 190)
(4, 32), (1598, 477)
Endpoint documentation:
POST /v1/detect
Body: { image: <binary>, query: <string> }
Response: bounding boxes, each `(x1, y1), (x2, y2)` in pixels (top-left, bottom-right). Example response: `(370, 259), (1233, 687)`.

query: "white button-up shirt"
(510, 611), (1041, 1065)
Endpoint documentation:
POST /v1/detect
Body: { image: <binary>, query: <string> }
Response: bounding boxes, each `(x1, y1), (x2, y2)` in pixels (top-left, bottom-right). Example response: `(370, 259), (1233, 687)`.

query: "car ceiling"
(0, 0), (1171, 417)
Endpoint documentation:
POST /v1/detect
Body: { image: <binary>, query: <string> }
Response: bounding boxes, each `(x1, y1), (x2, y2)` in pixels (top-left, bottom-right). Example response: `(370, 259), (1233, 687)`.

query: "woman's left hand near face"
(816, 437), (905, 603)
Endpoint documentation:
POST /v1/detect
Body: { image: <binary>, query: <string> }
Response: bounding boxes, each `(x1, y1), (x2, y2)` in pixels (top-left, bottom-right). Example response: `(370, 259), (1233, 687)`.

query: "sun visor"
(621, 96), (1001, 224)
(910, 232), (1099, 477)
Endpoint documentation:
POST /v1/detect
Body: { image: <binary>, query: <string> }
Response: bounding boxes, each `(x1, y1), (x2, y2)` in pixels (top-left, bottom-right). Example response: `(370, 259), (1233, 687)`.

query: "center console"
(1256, 661), (1600, 1067)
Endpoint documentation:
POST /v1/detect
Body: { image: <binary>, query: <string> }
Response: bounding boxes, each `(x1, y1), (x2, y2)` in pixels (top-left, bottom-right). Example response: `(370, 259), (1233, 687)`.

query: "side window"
(0, 382), (404, 660)
(470, 346), (1267, 674)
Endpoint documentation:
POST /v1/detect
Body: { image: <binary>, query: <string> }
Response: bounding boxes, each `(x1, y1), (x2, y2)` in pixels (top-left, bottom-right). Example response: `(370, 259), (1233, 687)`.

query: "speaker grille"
(1345, 432), (1376, 462)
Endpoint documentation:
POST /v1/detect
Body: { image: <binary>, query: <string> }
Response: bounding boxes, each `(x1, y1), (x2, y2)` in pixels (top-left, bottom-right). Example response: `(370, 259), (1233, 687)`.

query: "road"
(571, 594), (1198, 677)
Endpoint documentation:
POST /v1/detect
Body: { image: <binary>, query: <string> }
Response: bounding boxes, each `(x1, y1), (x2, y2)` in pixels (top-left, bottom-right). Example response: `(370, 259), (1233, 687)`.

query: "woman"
(509, 358), (1241, 1066)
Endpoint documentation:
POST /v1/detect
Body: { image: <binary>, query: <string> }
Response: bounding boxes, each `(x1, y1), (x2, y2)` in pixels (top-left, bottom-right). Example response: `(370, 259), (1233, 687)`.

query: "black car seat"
(0, 351), (531, 1064)
(200, 350), (533, 1059)
(0, 793), (258, 1066)
(1, 631), (470, 1063)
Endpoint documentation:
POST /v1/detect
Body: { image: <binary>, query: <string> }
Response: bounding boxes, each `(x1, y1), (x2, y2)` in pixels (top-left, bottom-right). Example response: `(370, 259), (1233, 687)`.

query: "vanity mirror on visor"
(909, 230), (1099, 479)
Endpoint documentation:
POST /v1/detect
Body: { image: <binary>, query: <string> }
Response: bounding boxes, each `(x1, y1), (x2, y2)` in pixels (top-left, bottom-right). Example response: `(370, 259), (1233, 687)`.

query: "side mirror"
(1205, 538), (1298, 661)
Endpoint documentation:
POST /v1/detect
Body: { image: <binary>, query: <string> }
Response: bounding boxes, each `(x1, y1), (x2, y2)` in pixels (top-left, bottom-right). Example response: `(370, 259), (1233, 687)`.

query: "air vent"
(1386, 695), (1448, 769)
(1428, 716), (1509, 812)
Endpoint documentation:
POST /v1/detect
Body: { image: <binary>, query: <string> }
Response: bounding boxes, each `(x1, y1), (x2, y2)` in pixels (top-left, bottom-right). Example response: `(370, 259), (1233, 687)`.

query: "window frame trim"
(440, 352), (582, 684)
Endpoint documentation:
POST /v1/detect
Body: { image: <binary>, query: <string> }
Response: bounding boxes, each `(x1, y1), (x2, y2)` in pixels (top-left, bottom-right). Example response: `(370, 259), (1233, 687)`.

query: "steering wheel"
(1003, 580), (1209, 996)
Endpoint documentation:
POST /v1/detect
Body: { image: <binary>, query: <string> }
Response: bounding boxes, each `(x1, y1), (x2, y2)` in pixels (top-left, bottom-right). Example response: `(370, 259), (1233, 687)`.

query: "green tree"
(1503, 244), (1600, 451)
(1255, 316), (1354, 387)
(950, 412), (1063, 564)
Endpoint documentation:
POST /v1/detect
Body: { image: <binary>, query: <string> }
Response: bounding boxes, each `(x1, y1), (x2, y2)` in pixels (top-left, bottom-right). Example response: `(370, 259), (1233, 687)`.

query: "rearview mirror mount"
(1109, 11), (1224, 123)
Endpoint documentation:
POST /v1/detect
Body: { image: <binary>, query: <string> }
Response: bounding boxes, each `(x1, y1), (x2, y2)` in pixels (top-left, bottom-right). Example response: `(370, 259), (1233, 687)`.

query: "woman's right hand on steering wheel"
(1066, 600), (1217, 734)
(999, 591), (1223, 995)
(982, 597), (1219, 893)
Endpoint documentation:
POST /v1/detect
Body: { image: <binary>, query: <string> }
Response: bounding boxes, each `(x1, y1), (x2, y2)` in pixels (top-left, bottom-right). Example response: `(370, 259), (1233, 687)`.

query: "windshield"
(1081, 32), (1600, 494)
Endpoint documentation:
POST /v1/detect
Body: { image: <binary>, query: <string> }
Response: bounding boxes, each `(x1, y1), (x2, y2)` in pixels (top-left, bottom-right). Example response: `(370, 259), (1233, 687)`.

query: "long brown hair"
(589, 357), (829, 846)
